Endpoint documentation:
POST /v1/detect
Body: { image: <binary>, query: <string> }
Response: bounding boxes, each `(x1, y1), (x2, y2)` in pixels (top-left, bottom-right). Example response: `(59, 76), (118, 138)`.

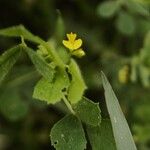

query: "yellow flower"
(63, 32), (82, 51)
(118, 65), (129, 84)
(62, 32), (85, 57)
(72, 48), (85, 58)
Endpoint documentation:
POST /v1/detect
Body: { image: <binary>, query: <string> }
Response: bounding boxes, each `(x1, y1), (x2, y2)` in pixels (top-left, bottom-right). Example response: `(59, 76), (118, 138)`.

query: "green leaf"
(0, 25), (43, 44)
(135, 0), (149, 4)
(138, 19), (150, 35)
(0, 45), (21, 84)
(57, 46), (70, 64)
(130, 56), (139, 82)
(116, 11), (136, 35)
(68, 59), (87, 104)
(50, 115), (87, 150)
(74, 97), (101, 126)
(126, 0), (149, 16)
(101, 72), (137, 150)
(134, 103), (150, 123)
(0, 89), (29, 121)
(97, 1), (119, 18)
(25, 47), (55, 82)
(133, 124), (150, 144)
(87, 119), (117, 150)
(54, 11), (65, 42)
(140, 48), (150, 67)
(33, 70), (69, 104)
(139, 65), (150, 87)
(144, 31), (150, 49)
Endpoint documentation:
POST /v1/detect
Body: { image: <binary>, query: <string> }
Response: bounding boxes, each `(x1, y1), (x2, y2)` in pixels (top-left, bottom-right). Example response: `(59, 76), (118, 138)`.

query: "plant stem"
(40, 41), (75, 114)
(62, 95), (75, 115)
(42, 42), (65, 69)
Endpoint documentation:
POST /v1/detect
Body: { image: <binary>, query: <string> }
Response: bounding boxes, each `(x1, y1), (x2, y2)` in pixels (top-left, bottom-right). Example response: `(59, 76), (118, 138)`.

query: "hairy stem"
(62, 95), (75, 115)
(42, 42), (65, 69)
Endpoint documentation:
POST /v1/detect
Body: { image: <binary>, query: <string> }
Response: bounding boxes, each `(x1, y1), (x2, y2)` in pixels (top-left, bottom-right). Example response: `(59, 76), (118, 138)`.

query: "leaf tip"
(100, 71), (107, 84)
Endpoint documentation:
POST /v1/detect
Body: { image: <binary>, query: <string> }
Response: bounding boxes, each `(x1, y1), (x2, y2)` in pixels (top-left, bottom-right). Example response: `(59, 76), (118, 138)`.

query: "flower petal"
(73, 39), (82, 50)
(72, 49), (85, 58)
(67, 33), (77, 42)
(62, 40), (74, 50)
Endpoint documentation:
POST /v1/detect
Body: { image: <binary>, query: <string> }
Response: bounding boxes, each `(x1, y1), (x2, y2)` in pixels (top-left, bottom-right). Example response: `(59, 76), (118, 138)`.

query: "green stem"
(42, 42), (65, 69)
(62, 95), (75, 115)
(32, 40), (74, 113)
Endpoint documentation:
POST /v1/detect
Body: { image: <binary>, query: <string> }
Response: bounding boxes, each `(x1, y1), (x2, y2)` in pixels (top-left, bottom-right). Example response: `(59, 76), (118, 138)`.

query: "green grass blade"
(101, 72), (137, 150)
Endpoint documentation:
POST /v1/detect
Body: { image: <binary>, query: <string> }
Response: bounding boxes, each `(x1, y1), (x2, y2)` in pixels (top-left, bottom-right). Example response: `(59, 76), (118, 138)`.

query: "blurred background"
(0, 0), (150, 149)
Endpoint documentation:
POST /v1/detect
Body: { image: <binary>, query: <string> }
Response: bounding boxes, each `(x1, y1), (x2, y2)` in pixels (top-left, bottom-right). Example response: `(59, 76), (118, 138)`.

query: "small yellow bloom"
(62, 32), (85, 57)
(72, 49), (85, 58)
(63, 32), (82, 51)
(118, 65), (129, 84)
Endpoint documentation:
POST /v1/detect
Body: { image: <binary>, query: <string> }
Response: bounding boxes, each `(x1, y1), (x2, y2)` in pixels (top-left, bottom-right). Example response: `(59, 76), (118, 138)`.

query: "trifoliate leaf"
(101, 72), (137, 150)
(87, 119), (117, 150)
(97, 1), (120, 18)
(0, 45), (22, 84)
(0, 25), (43, 44)
(68, 59), (87, 104)
(33, 70), (69, 104)
(25, 47), (55, 82)
(74, 97), (101, 126)
(50, 115), (87, 150)
(116, 11), (136, 35)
